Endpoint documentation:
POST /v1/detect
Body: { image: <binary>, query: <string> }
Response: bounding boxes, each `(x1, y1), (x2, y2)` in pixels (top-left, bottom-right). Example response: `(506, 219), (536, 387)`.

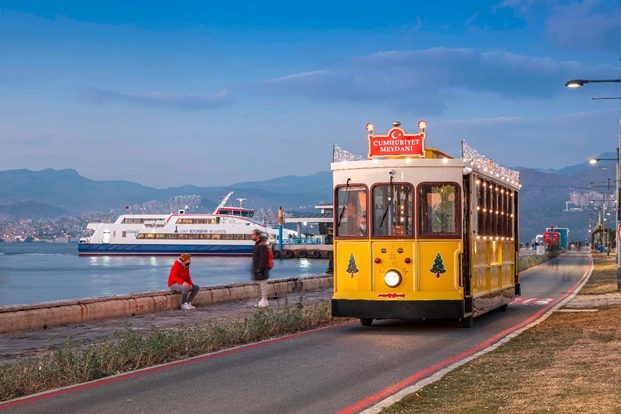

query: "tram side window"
(335, 185), (367, 237)
(418, 183), (460, 237)
(372, 184), (413, 237)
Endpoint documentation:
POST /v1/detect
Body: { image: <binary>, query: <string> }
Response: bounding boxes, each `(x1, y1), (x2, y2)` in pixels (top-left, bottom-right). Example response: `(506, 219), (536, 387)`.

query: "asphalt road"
(0, 251), (590, 414)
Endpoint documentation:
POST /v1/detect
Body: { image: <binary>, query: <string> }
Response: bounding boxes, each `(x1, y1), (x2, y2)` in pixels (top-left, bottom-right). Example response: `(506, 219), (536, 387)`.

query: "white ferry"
(78, 192), (295, 256)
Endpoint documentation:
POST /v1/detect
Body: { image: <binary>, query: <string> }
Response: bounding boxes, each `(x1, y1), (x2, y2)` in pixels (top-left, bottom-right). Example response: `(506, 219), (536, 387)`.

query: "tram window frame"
(334, 183), (369, 239)
(476, 179), (485, 235)
(417, 182), (461, 238)
(474, 178), (517, 239)
(370, 182), (414, 238)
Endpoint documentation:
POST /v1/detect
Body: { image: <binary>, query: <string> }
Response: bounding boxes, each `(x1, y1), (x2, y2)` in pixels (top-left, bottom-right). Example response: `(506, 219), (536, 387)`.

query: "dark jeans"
(170, 283), (200, 304)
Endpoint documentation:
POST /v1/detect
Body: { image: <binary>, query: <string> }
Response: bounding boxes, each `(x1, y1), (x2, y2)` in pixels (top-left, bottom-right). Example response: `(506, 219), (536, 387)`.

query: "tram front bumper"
(332, 299), (465, 320)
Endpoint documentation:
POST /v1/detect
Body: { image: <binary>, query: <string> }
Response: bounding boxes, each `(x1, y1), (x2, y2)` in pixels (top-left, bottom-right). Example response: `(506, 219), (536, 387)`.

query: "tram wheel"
(285, 250), (293, 258)
(360, 318), (373, 327)
(312, 250), (321, 258)
(299, 250), (308, 258)
(497, 304), (508, 312)
(460, 316), (473, 328)
(273, 250), (280, 259)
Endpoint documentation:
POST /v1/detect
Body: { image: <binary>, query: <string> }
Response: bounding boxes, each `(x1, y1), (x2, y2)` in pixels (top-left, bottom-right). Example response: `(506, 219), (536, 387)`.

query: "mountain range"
(0, 152), (617, 243)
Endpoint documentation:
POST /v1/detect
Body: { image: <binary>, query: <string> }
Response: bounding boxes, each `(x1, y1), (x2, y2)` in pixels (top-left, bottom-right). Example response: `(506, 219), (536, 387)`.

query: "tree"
(430, 253), (447, 278)
(346, 253), (359, 278)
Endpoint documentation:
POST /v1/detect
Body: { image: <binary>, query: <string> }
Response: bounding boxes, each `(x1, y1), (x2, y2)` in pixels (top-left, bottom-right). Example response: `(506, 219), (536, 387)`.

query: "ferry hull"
(78, 243), (254, 256)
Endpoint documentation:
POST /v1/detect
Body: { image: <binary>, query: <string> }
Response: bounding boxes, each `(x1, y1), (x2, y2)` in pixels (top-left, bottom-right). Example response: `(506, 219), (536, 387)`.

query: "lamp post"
(567, 60), (621, 289)
(590, 180), (615, 255)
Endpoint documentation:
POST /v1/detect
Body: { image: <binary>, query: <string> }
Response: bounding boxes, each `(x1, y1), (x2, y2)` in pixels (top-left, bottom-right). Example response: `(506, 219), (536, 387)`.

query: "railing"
(281, 238), (331, 245)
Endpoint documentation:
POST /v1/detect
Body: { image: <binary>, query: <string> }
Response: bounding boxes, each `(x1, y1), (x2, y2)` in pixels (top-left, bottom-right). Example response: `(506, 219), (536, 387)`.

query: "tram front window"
(372, 184), (413, 237)
(418, 183), (460, 237)
(336, 185), (368, 237)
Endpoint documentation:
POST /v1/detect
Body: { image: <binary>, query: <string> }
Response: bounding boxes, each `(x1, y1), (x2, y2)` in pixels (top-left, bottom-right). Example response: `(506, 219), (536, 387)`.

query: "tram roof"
(331, 157), (521, 191)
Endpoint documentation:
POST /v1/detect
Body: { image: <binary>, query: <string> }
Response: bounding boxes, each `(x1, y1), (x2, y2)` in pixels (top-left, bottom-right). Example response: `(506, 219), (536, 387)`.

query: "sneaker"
(188, 303), (196, 309)
(180, 303), (192, 310)
(255, 299), (269, 308)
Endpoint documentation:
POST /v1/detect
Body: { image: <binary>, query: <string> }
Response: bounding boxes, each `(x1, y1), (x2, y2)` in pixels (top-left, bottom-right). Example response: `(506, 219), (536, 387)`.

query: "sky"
(1, 0), (621, 189)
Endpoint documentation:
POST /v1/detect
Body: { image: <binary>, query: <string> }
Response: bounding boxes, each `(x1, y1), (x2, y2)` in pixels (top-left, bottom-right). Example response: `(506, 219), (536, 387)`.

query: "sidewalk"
(0, 287), (334, 363)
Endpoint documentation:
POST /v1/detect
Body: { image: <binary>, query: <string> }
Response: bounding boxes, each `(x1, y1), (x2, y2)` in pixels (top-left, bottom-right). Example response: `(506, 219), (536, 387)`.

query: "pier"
(0, 275), (333, 334)
(276, 203), (333, 258)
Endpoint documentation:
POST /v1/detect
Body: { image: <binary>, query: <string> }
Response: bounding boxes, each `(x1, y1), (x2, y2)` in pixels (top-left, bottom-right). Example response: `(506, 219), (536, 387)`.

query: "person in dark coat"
(251, 229), (270, 307)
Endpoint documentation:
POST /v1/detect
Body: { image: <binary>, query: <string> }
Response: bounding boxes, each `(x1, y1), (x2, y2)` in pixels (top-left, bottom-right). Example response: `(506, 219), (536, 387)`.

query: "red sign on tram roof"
(367, 127), (425, 159)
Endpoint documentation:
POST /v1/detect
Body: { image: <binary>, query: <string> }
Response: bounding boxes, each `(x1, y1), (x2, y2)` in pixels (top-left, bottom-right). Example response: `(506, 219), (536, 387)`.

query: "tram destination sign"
(367, 127), (425, 159)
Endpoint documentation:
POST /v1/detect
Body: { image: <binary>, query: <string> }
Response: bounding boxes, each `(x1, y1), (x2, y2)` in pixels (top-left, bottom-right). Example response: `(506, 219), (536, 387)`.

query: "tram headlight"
(384, 270), (402, 288)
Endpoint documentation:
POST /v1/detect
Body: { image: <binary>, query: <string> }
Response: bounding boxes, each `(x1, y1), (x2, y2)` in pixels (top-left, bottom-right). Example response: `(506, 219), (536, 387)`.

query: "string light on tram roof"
(461, 141), (520, 187)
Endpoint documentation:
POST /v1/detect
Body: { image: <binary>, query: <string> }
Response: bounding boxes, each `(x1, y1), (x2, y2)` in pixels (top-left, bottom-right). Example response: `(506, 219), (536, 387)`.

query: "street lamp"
(567, 60), (621, 289)
(590, 180), (614, 256)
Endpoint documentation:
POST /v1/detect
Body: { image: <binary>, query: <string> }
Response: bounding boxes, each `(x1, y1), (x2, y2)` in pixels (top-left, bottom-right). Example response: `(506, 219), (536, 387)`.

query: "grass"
(518, 253), (551, 272)
(381, 252), (621, 414)
(0, 298), (342, 402)
(580, 253), (619, 295)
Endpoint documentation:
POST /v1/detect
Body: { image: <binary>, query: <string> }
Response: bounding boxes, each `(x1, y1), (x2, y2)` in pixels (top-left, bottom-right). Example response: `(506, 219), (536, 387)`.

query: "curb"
(0, 275), (333, 334)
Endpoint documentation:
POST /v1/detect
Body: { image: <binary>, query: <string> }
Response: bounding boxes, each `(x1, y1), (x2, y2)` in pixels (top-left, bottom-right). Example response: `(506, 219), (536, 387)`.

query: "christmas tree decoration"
(429, 253), (447, 278)
(346, 253), (360, 278)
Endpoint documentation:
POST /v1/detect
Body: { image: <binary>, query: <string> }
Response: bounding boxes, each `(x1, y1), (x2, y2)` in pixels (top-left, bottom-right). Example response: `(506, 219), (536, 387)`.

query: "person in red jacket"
(168, 253), (199, 310)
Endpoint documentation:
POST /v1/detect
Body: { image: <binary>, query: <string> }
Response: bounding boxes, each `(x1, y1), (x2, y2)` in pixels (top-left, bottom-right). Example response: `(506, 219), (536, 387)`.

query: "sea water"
(0, 243), (329, 307)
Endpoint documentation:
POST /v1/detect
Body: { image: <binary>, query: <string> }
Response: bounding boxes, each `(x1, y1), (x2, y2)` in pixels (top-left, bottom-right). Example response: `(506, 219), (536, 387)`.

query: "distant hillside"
(513, 151), (617, 177)
(518, 165), (615, 243)
(229, 171), (332, 194)
(0, 163), (615, 243)
(0, 201), (72, 219)
(0, 168), (332, 216)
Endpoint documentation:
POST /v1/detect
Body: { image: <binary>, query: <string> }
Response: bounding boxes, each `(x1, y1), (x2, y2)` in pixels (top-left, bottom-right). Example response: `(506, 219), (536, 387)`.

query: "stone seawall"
(0, 275), (333, 334)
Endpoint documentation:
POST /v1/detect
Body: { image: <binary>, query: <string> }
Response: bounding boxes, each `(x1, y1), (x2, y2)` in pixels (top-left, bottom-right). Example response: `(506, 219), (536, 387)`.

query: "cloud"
(250, 48), (607, 115)
(495, 0), (621, 51)
(19, 134), (56, 145)
(432, 108), (620, 170)
(464, 12), (480, 25)
(78, 87), (230, 111)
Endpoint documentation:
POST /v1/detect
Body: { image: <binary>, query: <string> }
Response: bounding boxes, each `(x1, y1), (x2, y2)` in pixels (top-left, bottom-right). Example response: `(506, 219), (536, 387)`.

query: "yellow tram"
(331, 121), (521, 327)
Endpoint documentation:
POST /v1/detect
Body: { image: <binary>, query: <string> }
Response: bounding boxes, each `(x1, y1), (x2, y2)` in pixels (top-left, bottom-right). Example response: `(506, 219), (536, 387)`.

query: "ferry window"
(212, 234), (221, 240)
(156, 234), (166, 239)
(177, 234), (189, 239)
(418, 183), (460, 237)
(335, 185), (368, 237)
(372, 184), (413, 237)
(136, 234), (144, 239)
(122, 231), (126, 238)
(222, 234), (234, 240)
(234, 234), (245, 240)
(145, 233), (156, 239)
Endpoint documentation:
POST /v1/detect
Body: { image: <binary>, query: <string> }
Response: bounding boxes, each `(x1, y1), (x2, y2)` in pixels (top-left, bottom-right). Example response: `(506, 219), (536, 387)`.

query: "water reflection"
(0, 243), (330, 306)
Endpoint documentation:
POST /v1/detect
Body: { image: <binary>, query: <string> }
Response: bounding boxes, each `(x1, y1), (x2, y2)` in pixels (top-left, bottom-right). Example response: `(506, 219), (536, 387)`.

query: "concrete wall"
(0, 276), (333, 334)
